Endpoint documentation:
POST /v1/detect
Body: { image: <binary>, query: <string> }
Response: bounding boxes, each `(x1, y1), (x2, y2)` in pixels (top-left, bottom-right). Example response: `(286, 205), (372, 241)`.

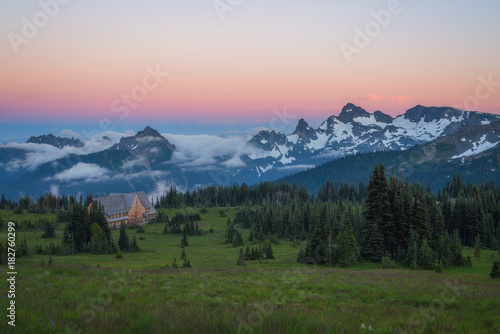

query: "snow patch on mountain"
(353, 114), (389, 128)
(452, 135), (499, 159)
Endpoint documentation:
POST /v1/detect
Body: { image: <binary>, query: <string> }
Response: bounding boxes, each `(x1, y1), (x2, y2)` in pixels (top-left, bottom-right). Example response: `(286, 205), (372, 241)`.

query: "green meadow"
(0, 208), (499, 333)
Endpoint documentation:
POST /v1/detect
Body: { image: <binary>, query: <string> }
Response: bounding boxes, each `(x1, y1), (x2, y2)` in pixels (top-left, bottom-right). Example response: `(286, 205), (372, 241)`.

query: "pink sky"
(1, 0), (499, 125)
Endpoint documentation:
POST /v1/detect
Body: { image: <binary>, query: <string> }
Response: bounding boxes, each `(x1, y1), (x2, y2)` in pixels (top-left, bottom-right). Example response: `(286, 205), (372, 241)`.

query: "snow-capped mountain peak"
(245, 103), (500, 177)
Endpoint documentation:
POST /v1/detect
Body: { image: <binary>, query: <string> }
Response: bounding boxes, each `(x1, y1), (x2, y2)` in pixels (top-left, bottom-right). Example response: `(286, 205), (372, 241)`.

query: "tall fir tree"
(337, 205), (359, 267)
(474, 234), (481, 258)
(490, 260), (500, 279)
(412, 184), (430, 244)
(363, 165), (389, 261)
(181, 226), (189, 247)
(237, 248), (246, 266)
(118, 222), (130, 252)
(304, 212), (328, 264)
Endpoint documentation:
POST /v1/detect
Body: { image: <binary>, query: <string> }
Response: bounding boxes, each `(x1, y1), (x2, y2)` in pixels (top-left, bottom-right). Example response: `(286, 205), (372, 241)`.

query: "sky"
(1, 0), (500, 142)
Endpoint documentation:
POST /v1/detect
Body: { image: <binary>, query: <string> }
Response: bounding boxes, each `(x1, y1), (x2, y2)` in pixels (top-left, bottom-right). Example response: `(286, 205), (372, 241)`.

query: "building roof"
(93, 191), (156, 217)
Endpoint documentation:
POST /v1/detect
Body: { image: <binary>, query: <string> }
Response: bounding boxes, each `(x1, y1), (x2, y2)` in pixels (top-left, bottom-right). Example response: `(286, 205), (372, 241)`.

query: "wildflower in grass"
(361, 323), (366, 330)
(368, 325), (372, 332)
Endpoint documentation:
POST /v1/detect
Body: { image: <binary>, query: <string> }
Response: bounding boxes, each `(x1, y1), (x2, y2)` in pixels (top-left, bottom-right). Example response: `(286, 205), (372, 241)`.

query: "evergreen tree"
(406, 228), (418, 268)
(364, 165), (391, 261)
(118, 223), (129, 252)
(474, 234), (481, 258)
(417, 239), (434, 270)
(363, 219), (384, 262)
(450, 230), (463, 266)
(41, 220), (56, 238)
(89, 202), (111, 248)
(61, 223), (75, 256)
(401, 179), (413, 250)
(436, 235), (446, 264)
(266, 242), (275, 260)
(257, 246), (263, 260)
(18, 237), (29, 257)
(337, 207), (359, 267)
(225, 222), (234, 244)
(297, 248), (305, 263)
(89, 223), (106, 254)
(304, 212), (328, 264)
(430, 199), (445, 248)
(490, 260), (500, 279)
(245, 246), (251, 260)
(181, 226), (189, 247)
(232, 230), (244, 247)
(68, 199), (91, 252)
(412, 184), (430, 244)
(237, 248), (246, 266)
(130, 235), (140, 252)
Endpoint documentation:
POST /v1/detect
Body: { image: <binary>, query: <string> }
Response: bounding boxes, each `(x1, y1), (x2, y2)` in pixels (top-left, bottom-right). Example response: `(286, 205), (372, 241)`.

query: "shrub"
(137, 227), (145, 233)
(116, 248), (123, 259)
(435, 260), (443, 273)
(381, 256), (396, 269)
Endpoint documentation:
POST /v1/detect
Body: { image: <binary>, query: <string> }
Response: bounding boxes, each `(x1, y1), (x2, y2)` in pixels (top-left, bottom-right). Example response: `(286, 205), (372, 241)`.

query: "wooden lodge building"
(90, 191), (156, 229)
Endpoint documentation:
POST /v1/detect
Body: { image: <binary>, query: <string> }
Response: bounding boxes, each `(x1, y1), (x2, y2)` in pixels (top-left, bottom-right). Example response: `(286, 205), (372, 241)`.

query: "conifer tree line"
(153, 181), (366, 209)
(0, 192), (78, 213)
(2, 164), (498, 268)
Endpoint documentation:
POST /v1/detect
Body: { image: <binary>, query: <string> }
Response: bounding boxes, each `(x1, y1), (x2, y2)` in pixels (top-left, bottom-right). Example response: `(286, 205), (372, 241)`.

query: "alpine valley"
(1, 103), (499, 200)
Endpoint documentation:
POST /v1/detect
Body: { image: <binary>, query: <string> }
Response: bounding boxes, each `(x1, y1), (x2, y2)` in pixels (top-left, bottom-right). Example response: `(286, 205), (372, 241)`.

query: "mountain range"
(1, 103), (499, 199)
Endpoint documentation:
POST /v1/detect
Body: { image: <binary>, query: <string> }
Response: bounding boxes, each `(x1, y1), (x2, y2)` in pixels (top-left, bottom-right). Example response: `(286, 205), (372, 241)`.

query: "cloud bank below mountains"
(1, 129), (267, 195)
(0, 131), (128, 171)
(162, 133), (259, 169)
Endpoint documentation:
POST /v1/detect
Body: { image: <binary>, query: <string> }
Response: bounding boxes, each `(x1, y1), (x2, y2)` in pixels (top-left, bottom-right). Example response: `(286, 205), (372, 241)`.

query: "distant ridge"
(27, 134), (84, 148)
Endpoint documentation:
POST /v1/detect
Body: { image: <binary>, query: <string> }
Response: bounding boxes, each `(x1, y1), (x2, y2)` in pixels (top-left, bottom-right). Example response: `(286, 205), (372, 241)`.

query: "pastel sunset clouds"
(1, 0), (499, 129)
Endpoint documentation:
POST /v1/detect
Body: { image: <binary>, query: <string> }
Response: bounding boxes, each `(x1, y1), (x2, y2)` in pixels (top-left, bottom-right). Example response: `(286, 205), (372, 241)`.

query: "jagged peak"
(136, 126), (163, 138)
(373, 110), (393, 123)
(337, 103), (370, 122)
(293, 118), (313, 133)
(110, 126), (176, 151)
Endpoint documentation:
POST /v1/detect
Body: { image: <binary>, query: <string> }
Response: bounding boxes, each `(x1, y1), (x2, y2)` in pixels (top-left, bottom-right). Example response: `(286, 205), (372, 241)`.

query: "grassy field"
(0, 208), (499, 333)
